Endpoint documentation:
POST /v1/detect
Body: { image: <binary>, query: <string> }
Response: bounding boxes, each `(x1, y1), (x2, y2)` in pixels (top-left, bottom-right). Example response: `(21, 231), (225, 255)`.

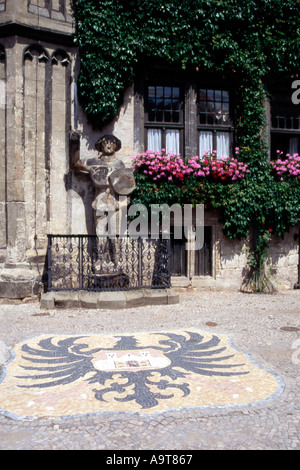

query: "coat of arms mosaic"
(0, 329), (282, 418)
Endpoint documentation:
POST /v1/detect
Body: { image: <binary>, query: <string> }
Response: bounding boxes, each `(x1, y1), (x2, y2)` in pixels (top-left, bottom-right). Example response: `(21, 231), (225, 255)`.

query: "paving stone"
(0, 290), (299, 449)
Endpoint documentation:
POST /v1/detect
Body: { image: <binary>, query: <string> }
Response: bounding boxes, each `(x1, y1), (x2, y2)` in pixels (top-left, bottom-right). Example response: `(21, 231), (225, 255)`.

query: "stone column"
(23, 45), (49, 255)
(49, 50), (71, 235)
(0, 39), (38, 298)
(0, 45), (6, 263)
(5, 39), (26, 265)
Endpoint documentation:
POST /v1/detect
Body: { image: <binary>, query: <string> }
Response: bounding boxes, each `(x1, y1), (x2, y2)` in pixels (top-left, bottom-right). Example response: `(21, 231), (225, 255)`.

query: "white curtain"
(216, 132), (230, 158)
(199, 130), (213, 156)
(289, 136), (299, 155)
(147, 129), (162, 151)
(166, 129), (180, 154)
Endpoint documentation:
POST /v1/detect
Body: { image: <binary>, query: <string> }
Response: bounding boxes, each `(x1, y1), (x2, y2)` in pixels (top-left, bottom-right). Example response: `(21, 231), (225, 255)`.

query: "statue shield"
(109, 168), (136, 195)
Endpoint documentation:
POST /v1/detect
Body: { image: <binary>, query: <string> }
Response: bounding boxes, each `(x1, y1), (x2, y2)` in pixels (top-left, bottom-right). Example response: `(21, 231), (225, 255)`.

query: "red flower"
(269, 228), (273, 233)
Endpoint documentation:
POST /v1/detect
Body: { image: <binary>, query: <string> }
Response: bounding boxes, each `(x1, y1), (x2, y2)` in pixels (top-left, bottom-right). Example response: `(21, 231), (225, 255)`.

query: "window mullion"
(162, 127), (166, 150)
(213, 129), (217, 152)
(184, 80), (197, 159)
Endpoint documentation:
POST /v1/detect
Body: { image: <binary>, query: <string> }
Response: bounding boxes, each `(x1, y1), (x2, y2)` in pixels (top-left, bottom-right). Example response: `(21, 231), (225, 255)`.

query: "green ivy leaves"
(73, 0), (300, 127)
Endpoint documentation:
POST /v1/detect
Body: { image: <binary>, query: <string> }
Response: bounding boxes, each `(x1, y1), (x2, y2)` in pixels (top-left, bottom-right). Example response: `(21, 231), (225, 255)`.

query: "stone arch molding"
(23, 44), (50, 63)
(51, 49), (71, 66)
(23, 45), (71, 67)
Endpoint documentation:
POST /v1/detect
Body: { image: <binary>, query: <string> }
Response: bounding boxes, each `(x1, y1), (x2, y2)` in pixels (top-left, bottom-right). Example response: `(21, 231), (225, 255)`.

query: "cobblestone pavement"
(0, 289), (299, 450)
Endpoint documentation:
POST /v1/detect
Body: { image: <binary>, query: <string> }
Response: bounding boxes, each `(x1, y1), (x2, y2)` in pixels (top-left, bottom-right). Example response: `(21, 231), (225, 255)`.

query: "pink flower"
(132, 149), (249, 183)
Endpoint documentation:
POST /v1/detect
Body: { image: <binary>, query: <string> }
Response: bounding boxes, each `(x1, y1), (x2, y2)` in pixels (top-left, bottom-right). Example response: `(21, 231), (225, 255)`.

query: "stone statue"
(69, 131), (135, 282)
(69, 131), (135, 238)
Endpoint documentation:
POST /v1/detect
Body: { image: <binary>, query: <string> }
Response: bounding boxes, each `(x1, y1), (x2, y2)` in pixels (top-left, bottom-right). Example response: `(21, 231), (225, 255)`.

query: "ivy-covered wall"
(73, 0), (300, 127)
(73, 0), (300, 290)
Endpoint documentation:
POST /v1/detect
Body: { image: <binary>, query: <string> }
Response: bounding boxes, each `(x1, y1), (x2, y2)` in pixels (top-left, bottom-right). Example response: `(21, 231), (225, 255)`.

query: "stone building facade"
(0, 0), (298, 299)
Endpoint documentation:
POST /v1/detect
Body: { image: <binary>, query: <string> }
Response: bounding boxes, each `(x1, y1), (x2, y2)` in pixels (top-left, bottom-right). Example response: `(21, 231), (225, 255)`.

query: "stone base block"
(123, 290), (146, 307)
(142, 289), (168, 305)
(52, 291), (81, 309)
(98, 291), (127, 309)
(40, 288), (179, 310)
(39, 291), (55, 309)
(0, 266), (40, 299)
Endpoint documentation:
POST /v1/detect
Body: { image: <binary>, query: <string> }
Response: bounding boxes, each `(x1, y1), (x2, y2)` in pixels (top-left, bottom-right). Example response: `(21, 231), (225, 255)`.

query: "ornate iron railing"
(45, 235), (171, 292)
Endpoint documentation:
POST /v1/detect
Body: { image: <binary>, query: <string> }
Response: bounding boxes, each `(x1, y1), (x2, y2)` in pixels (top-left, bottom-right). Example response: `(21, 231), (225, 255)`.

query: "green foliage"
(73, 0), (300, 290)
(132, 160), (300, 241)
(73, 0), (300, 127)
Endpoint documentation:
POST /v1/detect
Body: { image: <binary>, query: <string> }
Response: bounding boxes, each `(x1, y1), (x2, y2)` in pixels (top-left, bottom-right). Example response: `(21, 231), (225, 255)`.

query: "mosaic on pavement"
(0, 328), (282, 419)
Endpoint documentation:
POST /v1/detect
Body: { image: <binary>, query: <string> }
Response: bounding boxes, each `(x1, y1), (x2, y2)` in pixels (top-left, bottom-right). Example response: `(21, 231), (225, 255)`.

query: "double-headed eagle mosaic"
(17, 331), (248, 409)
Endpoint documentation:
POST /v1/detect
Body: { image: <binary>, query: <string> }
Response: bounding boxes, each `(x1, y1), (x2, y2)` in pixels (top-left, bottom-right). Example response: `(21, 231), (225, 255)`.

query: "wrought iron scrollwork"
(46, 235), (171, 292)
